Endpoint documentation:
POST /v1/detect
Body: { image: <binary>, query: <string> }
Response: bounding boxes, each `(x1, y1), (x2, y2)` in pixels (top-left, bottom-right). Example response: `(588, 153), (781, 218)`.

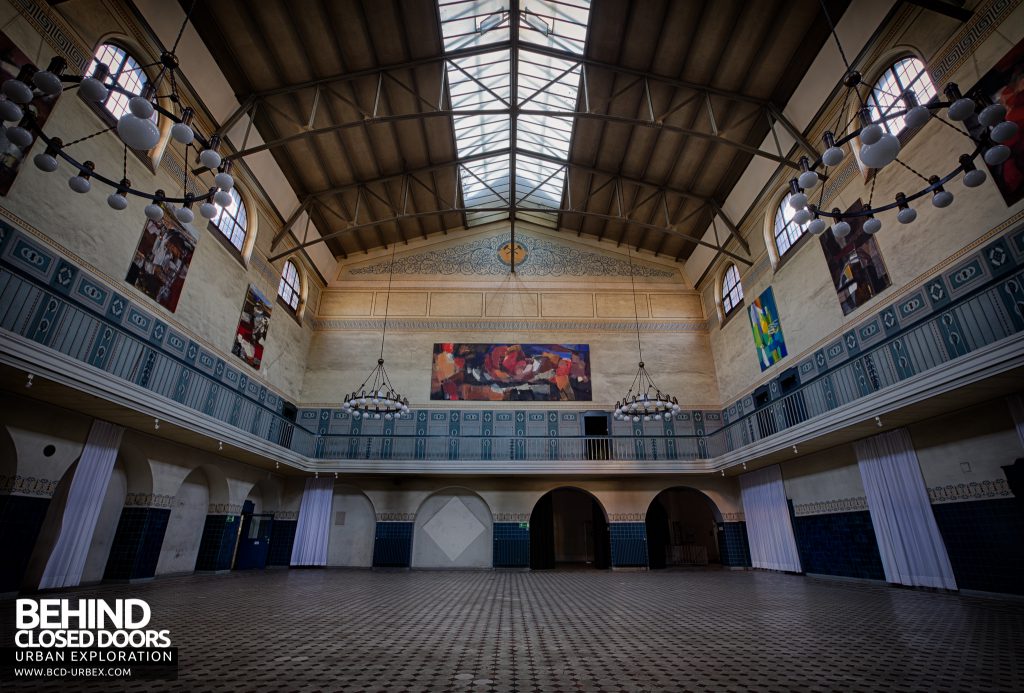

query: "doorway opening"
(583, 413), (610, 460)
(529, 488), (610, 570)
(234, 498), (274, 570)
(645, 487), (721, 569)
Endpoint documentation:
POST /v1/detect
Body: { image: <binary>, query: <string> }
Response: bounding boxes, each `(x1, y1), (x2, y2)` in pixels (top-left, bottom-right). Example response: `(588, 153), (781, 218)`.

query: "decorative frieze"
(0, 474), (58, 498)
(793, 497), (869, 517)
(608, 512), (645, 522)
(311, 317), (708, 333)
(124, 493), (175, 509)
(928, 479), (1013, 504)
(493, 512), (530, 522)
(208, 502), (243, 515)
(720, 512), (745, 523)
(377, 512), (415, 522)
(273, 510), (298, 521)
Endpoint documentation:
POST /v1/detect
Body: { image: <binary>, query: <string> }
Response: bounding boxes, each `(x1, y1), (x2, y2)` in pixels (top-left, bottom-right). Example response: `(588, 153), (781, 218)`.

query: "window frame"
(277, 259), (303, 322)
(207, 186), (250, 266)
(866, 56), (937, 137)
(720, 263), (744, 320)
(772, 191), (812, 263)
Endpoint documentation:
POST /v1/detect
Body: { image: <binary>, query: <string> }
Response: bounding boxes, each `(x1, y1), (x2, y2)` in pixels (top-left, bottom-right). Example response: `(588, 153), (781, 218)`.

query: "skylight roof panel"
(438, 0), (510, 51)
(518, 0), (590, 54)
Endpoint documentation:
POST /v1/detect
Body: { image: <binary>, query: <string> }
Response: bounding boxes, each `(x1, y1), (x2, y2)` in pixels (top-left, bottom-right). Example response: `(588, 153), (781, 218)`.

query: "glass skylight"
(437, 0), (592, 228)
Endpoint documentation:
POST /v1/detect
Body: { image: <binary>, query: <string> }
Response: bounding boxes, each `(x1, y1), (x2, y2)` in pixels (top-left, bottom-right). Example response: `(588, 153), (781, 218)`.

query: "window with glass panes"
(868, 57), (937, 135)
(721, 264), (743, 315)
(88, 44), (150, 121)
(211, 187), (247, 252)
(278, 260), (301, 312)
(774, 192), (811, 258)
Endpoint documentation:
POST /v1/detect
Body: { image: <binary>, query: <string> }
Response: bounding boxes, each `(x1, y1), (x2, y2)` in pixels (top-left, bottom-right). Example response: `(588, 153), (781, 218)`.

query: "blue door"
(234, 513), (273, 570)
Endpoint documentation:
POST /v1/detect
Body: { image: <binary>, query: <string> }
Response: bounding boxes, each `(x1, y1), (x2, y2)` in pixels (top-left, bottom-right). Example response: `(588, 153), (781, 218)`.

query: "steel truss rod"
(267, 205), (751, 265)
(217, 106), (798, 168)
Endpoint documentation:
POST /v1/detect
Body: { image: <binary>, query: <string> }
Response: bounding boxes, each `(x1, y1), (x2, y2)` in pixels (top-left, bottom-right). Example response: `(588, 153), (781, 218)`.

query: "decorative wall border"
(609, 512), (645, 522)
(793, 497), (869, 517)
(720, 512), (745, 522)
(311, 317), (709, 333)
(208, 502), (242, 515)
(273, 510), (298, 521)
(123, 492), (175, 509)
(377, 512), (416, 522)
(0, 474), (58, 498)
(928, 478), (1013, 503)
(493, 512), (530, 522)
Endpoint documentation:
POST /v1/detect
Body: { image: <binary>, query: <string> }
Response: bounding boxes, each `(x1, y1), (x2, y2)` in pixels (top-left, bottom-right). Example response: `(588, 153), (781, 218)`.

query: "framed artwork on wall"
(0, 32), (60, 196)
(748, 287), (787, 371)
(233, 285), (273, 369)
(819, 199), (891, 315)
(966, 36), (1024, 206)
(431, 343), (591, 401)
(125, 204), (198, 312)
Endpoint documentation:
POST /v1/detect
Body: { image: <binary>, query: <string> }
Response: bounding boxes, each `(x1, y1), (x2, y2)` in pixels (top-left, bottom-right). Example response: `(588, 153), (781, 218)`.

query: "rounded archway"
(413, 487), (492, 569)
(529, 487), (610, 570)
(155, 467), (211, 576)
(327, 484), (376, 568)
(645, 487), (722, 569)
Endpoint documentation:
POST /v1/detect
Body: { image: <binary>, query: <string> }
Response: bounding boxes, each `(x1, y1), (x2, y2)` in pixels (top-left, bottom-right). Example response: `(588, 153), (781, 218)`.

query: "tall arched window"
(868, 57), (937, 135)
(88, 43), (150, 120)
(774, 192), (809, 258)
(278, 260), (301, 312)
(211, 187), (248, 252)
(721, 264), (743, 315)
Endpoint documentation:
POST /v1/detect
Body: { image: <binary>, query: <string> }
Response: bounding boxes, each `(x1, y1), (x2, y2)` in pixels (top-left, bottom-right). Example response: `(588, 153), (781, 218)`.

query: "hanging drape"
(855, 428), (957, 590)
(739, 464), (802, 572)
(290, 477), (333, 566)
(1008, 394), (1024, 448)
(39, 420), (125, 590)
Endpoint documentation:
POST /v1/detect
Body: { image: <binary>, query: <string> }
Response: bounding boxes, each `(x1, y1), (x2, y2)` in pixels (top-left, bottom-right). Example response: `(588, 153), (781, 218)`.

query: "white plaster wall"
(781, 445), (866, 506)
(0, 393), (91, 487)
(81, 462), (126, 584)
(155, 469), (209, 576)
(326, 485), (375, 568)
(412, 489), (493, 569)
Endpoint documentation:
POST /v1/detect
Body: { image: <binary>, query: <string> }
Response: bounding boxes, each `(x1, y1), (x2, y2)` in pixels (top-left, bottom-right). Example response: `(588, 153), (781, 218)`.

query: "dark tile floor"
(2, 568), (1022, 692)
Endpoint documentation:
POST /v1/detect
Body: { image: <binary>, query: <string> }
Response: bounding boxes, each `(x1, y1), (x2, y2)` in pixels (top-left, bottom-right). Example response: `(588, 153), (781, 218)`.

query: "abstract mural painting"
(967, 36), (1024, 206)
(0, 32), (60, 195)
(431, 343), (591, 401)
(233, 284), (273, 369)
(125, 204), (198, 312)
(819, 199), (891, 315)
(748, 287), (787, 371)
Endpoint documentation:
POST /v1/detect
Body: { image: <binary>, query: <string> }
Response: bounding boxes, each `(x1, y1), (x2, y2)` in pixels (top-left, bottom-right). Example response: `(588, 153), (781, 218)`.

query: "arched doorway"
(413, 488), (492, 569)
(155, 468), (211, 576)
(530, 487), (610, 570)
(645, 487), (722, 569)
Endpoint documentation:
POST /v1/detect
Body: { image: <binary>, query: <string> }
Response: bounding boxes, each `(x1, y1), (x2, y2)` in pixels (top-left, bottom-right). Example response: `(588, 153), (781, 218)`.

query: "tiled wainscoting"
(791, 510), (885, 581)
(267, 519), (297, 567)
(373, 522), (414, 567)
(609, 523), (648, 567)
(195, 515), (242, 571)
(717, 522), (752, 567)
(932, 498), (1024, 595)
(493, 522), (530, 568)
(0, 494), (50, 593)
(104, 506), (171, 580)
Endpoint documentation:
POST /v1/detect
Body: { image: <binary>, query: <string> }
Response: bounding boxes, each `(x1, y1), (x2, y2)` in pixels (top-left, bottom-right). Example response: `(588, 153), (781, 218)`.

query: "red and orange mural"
(431, 343), (591, 401)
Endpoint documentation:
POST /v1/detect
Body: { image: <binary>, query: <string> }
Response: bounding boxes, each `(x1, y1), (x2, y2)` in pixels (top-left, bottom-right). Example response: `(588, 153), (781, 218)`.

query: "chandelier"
(340, 242), (410, 420)
(613, 244), (681, 423)
(0, 2), (234, 225)
(786, 0), (1016, 238)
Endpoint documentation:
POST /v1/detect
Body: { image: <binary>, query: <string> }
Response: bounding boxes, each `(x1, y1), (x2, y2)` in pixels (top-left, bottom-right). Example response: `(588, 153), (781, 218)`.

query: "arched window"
(868, 57), (937, 135)
(774, 192), (809, 258)
(88, 43), (150, 121)
(721, 264), (743, 315)
(211, 187), (248, 252)
(278, 260), (301, 312)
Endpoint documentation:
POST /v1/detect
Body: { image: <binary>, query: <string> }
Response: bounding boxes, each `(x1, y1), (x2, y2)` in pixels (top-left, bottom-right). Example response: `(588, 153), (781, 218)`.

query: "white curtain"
(1008, 394), (1024, 448)
(855, 428), (957, 590)
(290, 477), (333, 566)
(39, 420), (125, 590)
(739, 464), (802, 572)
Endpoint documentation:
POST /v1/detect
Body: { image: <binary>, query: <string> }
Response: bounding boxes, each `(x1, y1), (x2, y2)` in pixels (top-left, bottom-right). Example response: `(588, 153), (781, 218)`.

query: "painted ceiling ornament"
(498, 240), (528, 266)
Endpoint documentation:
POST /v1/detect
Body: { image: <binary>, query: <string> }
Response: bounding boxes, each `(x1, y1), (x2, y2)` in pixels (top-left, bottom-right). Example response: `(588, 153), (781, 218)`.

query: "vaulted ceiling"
(186, 0), (849, 263)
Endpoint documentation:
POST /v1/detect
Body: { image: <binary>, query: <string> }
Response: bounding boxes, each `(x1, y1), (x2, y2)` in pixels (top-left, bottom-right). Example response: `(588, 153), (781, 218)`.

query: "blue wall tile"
(932, 498), (1024, 595)
(268, 518), (297, 566)
(792, 510), (884, 580)
(0, 495), (50, 592)
(195, 514), (240, 571)
(610, 522), (648, 567)
(373, 522), (413, 567)
(717, 522), (751, 567)
(104, 507), (171, 580)
(493, 522), (529, 567)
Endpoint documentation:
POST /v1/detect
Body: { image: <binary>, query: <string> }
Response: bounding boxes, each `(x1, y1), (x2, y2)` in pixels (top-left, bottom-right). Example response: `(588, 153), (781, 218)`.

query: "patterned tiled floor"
(2, 568), (1022, 691)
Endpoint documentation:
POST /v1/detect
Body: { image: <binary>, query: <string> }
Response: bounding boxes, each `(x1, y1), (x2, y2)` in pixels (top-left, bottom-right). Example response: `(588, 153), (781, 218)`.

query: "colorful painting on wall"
(431, 343), (591, 401)
(125, 204), (198, 312)
(233, 285), (273, 370)
(966, 36), (1024, 207)
(748, 287), (787, 371)
(0, 32), (60, 196)
(819, 199), (891, 315)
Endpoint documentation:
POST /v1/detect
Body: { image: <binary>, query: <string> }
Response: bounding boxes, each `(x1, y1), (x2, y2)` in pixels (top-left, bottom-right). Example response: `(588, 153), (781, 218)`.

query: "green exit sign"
(518, 522), (529, 529)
